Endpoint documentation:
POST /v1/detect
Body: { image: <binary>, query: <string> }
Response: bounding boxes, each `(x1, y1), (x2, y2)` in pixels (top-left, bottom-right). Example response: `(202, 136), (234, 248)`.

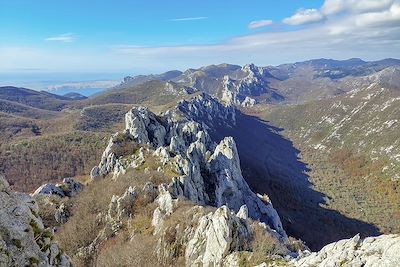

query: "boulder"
(32, 184), (65, 197)
(32, 178), (83, 198)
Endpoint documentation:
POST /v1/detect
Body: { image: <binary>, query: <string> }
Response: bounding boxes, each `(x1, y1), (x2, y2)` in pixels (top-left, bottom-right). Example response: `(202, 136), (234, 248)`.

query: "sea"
(0, 72), (126, 97)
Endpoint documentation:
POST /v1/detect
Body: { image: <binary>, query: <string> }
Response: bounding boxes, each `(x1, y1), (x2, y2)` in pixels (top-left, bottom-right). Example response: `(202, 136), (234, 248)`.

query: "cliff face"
(0, 175), (72, 267)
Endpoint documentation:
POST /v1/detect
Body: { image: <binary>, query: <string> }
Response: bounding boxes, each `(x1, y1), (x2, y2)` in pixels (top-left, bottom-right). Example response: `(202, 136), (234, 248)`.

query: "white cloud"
(322, 0), (395, 15)
(45, 33), (75, 42)
(283, 8), (325, 25)
(248, 19), (273, 29)
(170, 17), (208, 22)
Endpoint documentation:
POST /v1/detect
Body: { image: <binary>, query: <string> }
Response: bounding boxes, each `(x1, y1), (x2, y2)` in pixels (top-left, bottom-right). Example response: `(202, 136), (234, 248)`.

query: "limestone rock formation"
(208, 137), (286, 238)
(241, 96), (256, 107)
(294, 234), (400, 267)
(185, 205), (252, 266)
(106, 186), (138, 233)
(32, 178), (83, 198)
(177, 93), (236, 128)
(90, 93), (287, 240)
(0, 176), (71, 266)
(33, 183), (66, 197)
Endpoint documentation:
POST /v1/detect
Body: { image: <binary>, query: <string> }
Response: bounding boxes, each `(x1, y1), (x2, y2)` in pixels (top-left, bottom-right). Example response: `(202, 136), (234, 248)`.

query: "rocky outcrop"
(33, 183), (66, 197)
(294, 234), (400, 267)
(0, 176), (71, 266)
(208, 137), (286, 238)
(91, 94), (287, 240)
(177, 93), (236, 128)
(220, 65), (277, 106)
(55, 203), (69, 224)
(32, 178), (83, 198)
(185, 205), (252, 266)
(104, 186), (138, 236)
(241, 96), (256, 107)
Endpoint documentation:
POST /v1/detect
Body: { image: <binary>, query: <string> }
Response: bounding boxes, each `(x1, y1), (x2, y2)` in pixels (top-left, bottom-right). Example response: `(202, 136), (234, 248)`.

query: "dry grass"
(55, 166), (171, 266)
(95, 233), (159, 267)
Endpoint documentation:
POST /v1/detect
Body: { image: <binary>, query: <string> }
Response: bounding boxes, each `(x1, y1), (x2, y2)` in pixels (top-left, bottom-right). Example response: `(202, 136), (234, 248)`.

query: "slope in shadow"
(212, 111), (380, 251)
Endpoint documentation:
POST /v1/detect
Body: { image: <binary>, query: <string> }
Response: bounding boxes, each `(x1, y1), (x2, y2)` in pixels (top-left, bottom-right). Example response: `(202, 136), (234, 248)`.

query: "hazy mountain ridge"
(115, 58), (400, 105)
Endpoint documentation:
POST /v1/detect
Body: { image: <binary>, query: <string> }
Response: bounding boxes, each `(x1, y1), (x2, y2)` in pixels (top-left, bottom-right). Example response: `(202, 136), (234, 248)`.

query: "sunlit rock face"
(294, 234), (400, 267)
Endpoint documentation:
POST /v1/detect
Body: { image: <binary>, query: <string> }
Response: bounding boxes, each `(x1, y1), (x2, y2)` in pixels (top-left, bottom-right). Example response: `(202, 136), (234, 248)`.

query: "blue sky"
(0, 0), (399, 74)
(0, 0), (322, 46)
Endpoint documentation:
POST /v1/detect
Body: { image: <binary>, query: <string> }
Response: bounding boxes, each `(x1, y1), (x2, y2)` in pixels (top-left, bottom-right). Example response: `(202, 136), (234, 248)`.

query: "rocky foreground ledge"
(0, 176), (72, 266)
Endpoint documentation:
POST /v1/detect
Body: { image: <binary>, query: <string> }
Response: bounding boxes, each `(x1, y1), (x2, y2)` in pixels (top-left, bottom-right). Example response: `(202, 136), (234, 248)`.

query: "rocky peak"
(90, 94), (287, 240)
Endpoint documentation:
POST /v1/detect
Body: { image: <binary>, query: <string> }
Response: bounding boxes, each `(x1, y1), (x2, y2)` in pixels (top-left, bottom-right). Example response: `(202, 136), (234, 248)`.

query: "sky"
(0, 0), (400, 75)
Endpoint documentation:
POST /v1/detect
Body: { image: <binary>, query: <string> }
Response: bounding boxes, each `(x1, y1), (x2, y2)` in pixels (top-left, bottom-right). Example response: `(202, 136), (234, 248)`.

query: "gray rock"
(236, 205), (249, 220)
(142, 182), (158, 203)
(294, 234), (400, 267)
(55, 203), (69, 224)
(177, 93), (236, 127)
(32, 183), (65, 197)
(185, 206), (251, 266)
(32, 178), (83, 198)
(60, 178), (84, 197)
(241, 96), (256, 107)
(0, 176), (72, 266)
(125, 106), (167, 148)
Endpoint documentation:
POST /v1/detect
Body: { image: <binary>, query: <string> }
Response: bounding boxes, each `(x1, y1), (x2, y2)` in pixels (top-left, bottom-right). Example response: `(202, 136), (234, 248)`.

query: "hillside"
(0, 82), (200, 192)
(254, 82), (400, 241)
(0, 86), (73, 111)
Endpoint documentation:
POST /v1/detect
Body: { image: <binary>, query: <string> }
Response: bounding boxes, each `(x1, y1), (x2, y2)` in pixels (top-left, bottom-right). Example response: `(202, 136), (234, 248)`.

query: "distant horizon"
(1, 56), (399, 96)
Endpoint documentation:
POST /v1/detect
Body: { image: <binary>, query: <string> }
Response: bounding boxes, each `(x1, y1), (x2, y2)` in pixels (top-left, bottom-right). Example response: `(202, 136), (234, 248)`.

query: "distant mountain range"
(117, 58), (400, 105)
